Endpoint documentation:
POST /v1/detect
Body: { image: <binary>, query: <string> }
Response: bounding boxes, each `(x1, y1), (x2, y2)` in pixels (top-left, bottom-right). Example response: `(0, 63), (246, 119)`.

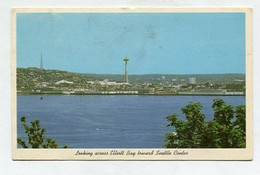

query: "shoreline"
(17, 93), (245, 97)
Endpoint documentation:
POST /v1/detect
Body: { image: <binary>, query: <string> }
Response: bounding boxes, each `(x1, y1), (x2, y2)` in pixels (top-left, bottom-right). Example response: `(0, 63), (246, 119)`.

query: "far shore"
(17, 92), (245, 97)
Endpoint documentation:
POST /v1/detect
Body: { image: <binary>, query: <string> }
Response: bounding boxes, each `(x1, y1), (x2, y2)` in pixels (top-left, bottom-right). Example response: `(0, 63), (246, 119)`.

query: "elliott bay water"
(17, 95), (245, 148)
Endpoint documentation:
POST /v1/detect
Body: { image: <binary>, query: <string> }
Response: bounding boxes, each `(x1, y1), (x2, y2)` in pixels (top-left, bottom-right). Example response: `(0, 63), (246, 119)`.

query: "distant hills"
(17, 67), (245, 85)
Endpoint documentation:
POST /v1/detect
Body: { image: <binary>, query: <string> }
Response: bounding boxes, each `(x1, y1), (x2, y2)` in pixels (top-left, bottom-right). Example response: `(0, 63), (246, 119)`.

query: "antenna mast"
(40, 51), (43, 70)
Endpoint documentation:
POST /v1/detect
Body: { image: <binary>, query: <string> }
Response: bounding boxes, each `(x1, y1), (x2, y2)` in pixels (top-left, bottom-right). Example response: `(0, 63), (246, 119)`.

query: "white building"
(99, 79), (127, 86)
(101, 91), (138, 94)
(188, 77), (196, 84)
(55, 80), (73, 85)
(87, 81), (95, 84)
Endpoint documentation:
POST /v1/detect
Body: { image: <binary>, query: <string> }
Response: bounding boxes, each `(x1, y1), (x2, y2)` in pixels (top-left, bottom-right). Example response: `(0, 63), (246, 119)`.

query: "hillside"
(17, 67), (245, 95)
(17, 67), (100, 92)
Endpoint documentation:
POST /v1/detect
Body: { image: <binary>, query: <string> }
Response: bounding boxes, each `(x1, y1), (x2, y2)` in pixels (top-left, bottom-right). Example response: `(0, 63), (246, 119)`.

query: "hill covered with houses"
(17, 67), (245, 95)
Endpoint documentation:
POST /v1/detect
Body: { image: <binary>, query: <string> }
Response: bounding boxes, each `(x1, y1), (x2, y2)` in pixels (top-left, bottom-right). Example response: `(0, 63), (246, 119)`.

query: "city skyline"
(17, 13), (245, 74)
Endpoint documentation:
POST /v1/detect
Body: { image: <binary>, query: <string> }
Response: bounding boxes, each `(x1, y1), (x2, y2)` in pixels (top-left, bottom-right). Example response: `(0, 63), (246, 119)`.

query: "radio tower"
(123, 57), (129, 84)
(40, 51), (44, 70)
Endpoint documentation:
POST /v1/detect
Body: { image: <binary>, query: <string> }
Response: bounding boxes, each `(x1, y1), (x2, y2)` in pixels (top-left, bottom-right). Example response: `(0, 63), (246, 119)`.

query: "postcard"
(12, 8), (253, 160)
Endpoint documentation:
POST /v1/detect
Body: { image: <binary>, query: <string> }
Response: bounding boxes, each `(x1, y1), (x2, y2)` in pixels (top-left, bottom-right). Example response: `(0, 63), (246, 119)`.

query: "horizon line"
(17, 67), (245, 75)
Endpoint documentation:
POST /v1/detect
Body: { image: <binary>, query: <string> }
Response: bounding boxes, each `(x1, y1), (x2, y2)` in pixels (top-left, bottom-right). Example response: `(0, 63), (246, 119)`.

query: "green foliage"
(165, 99), (246, 148)
(17, 116), (68, 148)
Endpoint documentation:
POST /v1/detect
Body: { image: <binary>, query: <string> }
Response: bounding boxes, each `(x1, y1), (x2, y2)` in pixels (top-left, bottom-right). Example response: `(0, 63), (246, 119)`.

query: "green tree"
(165, 99), (246, 148)
(17, 116), (68, 148)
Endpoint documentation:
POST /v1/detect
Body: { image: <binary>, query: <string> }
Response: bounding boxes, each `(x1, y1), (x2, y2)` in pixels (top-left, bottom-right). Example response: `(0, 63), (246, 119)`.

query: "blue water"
(17, 95), (245, 148)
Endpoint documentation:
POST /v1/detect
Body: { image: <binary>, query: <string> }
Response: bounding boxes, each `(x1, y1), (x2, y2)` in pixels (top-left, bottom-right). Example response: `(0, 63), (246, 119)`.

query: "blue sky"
(17, 13), (245, 74)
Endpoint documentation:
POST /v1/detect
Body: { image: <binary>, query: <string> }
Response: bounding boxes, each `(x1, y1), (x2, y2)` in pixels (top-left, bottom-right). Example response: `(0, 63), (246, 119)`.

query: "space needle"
(123, 57), (129, 84)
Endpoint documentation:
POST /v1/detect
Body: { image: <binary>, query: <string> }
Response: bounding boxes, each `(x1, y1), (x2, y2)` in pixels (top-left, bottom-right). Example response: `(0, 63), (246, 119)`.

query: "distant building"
(178, 91), (243, 95)
(55, 80), (73, 85)
(99, 79), (128, 86)
(87, 81), (95, 84)
(188, 77), (196, 84)
(42, 82), (48, 87)
(101, 91), (138, 94)
(234, 79), (244, 82)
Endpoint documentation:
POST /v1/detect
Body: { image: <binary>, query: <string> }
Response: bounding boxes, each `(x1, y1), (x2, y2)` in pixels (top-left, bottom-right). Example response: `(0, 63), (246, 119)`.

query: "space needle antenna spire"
(40, 50), (43, 70)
